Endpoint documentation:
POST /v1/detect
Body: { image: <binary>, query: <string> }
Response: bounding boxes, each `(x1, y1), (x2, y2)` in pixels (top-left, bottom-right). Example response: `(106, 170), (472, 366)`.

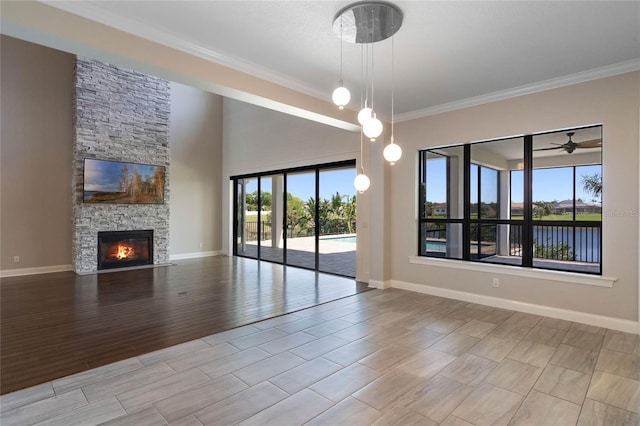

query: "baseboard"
(391, 280), (639, 335)
(170, 251), (222, 261)
(1, 264), (73, 278)
(368, 279), (391, 290)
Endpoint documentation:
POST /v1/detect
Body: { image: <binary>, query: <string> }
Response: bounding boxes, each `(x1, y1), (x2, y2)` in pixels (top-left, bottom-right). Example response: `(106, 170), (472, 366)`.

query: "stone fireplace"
(72, 58), (170, 274)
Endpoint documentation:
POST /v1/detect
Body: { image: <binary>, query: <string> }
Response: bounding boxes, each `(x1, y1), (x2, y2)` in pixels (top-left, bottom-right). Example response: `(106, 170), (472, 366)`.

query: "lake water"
(424, 226), (601, 263)
(533, 226), (600, 262)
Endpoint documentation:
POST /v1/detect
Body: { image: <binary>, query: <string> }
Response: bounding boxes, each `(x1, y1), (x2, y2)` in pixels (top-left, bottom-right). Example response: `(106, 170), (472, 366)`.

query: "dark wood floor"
(0, 256), (370, 395)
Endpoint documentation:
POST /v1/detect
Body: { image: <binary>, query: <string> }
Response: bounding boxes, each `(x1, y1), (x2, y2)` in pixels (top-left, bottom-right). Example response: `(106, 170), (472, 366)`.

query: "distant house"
(555, 199), (602, 214)
(510, 202), (539, 216)
(511, 202), (524, 216)
(433, 203), (447, 216)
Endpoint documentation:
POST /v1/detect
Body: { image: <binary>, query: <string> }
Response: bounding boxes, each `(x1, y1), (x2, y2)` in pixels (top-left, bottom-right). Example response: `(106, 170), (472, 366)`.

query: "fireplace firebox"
(97, 230), (153, 270)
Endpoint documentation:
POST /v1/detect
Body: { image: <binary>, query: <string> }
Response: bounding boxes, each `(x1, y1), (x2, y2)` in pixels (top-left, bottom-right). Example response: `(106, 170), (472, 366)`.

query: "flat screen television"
(83, 158), (165, 204)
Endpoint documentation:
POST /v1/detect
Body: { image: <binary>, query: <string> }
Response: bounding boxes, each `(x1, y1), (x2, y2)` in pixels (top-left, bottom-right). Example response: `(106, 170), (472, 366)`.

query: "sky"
(426, 159), (601, 204)
(242, 161), (602, 205)
(243, 168), (356, 202)
(514, 165), (601, 203)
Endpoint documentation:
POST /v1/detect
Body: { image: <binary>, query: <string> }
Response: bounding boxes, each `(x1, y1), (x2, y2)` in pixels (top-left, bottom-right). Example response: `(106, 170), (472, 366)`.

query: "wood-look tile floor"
(2, 287), (639, 425)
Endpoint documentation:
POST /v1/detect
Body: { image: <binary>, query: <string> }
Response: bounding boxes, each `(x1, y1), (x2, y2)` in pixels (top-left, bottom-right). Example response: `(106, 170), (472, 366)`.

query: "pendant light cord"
(370, 9), (375, 112)
(364, 42), (369, 108)
(391, 14), (395, 143)
(360, 44), (364, 110)
(370, 43), (374, 112)
(339, 16), (344, 85)
(360, 127), (365, 174)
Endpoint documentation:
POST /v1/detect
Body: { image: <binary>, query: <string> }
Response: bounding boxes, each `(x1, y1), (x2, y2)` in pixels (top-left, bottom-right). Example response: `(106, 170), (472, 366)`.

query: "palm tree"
(343, 196), (356, 233)
(581, 173), (602, 201)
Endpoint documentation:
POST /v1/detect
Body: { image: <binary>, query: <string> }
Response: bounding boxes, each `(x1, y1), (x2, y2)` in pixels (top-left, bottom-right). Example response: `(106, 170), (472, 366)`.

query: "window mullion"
(257, 178), (261, 259)
(522, 135), (533, 267)
(463, 144), (471, 261)
(283, 173), (287, 264)
(418, 151), (426, 256)
(477, 165), (482, 258)
(572, 166), (577, 261)
(315, 169), (320, 270)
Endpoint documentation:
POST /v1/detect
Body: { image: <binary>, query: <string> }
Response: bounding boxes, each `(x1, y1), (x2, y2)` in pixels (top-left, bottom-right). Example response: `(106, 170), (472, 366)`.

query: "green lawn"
(244, 214), (271, 223)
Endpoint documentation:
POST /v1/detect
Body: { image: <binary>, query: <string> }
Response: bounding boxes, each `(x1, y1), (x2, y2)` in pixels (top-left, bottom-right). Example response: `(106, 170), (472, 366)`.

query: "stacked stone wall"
(73, 58), (170, 273)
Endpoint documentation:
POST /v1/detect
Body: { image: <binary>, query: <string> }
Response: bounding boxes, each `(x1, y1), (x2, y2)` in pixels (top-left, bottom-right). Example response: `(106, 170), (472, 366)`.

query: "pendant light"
(354, 56), (369, 194)
(332, 85), (350, 110)
(332, 2), (403, 186)
(383, 14), (402, 165)
(357, 43), (372, 125)
(363, 113), (383, 141)
(354, 171), (371, 193)
(332, 15), (351, 109)
(354, 128), (371, 193)
(361, 9), (382, 142)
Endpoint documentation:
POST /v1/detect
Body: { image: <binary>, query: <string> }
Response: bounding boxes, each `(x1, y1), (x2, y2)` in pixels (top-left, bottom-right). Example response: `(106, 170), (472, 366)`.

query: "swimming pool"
(425, 240), (447, 251)
(321, 235), (357, 243)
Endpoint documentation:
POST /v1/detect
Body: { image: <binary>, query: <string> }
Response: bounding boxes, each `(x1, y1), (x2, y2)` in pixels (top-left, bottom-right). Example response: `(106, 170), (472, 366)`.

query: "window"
(419, 126), (602, 274)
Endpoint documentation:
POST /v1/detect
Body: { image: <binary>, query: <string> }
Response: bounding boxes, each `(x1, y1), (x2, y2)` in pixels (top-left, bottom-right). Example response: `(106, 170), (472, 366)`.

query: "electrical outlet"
(492, 277), (500, 288)
(13, 256), (20, 263)
(199, 242), (204, 248)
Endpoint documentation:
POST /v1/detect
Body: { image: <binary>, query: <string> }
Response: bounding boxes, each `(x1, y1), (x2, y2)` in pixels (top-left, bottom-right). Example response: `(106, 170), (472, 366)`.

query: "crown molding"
(37, 2), (640, 124)
(396, 58), (640, 122)
(39, 1), (329, 102)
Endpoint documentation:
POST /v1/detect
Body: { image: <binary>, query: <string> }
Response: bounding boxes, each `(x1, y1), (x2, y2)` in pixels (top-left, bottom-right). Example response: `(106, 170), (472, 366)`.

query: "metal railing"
(422, 222), (600, 263)
(532, 224), (600, 263)
(242, 221), (272, 241)
(243, 218), (356, 241)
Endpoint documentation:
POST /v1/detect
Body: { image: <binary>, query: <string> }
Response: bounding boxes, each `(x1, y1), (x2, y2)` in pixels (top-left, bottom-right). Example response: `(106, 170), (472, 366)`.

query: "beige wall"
(0, 37), (226, 272)
(0, 36), (74, 271)
(391, 72), (640, 322)
(222, 98), (360, 176)
(169, 82), (223, 257)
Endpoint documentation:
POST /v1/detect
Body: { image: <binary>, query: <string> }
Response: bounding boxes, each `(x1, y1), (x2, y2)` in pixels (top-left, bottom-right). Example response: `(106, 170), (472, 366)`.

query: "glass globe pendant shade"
(357, 107), (373, 125)
(353, 172), (370, 193)
(363, 115), (383, 141)
(332, 85), (351, 109)
(383, 141), (402, 164)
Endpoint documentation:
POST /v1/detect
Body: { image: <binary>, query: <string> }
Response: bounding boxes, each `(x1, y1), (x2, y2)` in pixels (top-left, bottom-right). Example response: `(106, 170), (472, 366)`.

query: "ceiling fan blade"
(533, 146), (563, 151)
(575, 138), (602, 148)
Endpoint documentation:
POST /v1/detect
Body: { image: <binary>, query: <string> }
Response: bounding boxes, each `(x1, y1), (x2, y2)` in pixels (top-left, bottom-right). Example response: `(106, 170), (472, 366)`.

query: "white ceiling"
(45, 1), (640, 122)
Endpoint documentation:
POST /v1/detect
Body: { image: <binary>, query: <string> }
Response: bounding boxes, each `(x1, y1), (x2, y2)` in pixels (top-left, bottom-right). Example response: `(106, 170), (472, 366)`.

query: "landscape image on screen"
(84, 159), (165, 204)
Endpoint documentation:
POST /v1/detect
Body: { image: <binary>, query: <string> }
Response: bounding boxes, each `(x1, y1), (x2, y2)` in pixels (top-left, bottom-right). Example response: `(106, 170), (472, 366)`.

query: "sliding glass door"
(259, 174), (284, 263)
(235, 177), (258, 258)
(232, 160), (356, 277)
(285, 171), (316, 270)
(318, 167), (357, 276)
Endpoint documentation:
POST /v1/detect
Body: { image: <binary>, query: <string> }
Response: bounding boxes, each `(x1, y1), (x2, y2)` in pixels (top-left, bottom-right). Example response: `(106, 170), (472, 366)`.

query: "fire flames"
(114, 244), (135, 260)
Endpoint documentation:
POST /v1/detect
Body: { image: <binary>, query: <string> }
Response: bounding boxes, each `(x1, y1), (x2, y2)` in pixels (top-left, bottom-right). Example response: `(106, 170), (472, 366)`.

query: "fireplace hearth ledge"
(75, 263), (175, 276)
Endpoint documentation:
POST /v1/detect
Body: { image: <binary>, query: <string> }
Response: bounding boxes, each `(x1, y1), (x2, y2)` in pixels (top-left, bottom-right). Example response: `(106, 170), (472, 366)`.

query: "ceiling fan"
(534, 132), (602, 154)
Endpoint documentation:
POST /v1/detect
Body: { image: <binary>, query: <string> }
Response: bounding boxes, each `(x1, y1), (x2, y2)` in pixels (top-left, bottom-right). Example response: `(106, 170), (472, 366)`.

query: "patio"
(237, 235), (356, 278)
